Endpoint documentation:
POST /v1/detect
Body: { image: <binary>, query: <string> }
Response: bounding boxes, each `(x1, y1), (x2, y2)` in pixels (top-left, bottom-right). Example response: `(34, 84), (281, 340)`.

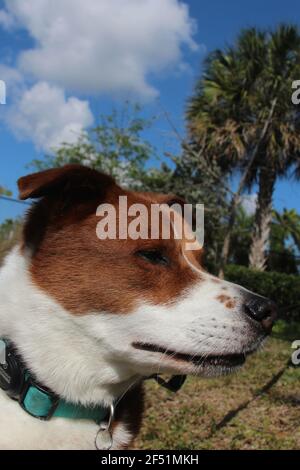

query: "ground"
(135, 321), (300, 450)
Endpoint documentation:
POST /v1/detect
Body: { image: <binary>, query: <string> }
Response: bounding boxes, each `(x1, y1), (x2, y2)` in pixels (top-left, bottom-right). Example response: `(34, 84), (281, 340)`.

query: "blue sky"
(0, 0), (300, 222)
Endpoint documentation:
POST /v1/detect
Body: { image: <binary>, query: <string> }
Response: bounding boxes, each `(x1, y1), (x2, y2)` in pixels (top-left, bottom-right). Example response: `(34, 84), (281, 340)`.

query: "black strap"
(150, 374), (186, 392)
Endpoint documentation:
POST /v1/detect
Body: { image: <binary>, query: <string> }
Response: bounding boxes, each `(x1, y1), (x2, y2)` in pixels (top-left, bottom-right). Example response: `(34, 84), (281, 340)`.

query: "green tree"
(165, 146), (230, 272)
(225, 207), (300, 274)
(187, 25), (300, 274)
(269, 208), (300, 273)
(31, 103), (158, 189)
(0, 218), (22, 265)
(0, 186), (12, 197)
(229, 207), (254, 266)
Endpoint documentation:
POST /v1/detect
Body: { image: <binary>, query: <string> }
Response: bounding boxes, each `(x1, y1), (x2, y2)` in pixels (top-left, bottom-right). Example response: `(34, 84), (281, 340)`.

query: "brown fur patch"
(217, 294), (236, 309)
(217, 294), (231, 303)
(19, 165), (203, 315)
(225, 299), (236, 309)
(112, 383), (144, 449)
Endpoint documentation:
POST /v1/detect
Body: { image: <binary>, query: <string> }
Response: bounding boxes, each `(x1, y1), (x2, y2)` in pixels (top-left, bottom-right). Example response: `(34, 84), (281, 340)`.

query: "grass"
(135, 322), (300, 450)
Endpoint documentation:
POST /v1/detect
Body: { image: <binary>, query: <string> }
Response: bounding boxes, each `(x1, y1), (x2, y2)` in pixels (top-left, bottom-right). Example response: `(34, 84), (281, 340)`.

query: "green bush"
(0, 219), (22, 266)
(225, 265), (300, 322)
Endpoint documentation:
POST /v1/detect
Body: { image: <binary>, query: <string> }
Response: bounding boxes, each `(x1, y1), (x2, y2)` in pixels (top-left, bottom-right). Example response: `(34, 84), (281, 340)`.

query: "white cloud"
(6, 82), (94, 152)
(0, 1), (197, 151)
(241, 194), (257, 216)
(0, 65), (25, 117)
(0, 64), (22, 84)
(0, 9), (15, 30)
(2, 0), (197, 99)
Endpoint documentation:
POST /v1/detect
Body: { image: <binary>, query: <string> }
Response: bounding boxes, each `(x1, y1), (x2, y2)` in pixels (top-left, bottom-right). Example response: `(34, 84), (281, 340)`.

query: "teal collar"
(0, 339), (109, 424)
(1, 339), (186, 424)
(21, 379), (109, 424)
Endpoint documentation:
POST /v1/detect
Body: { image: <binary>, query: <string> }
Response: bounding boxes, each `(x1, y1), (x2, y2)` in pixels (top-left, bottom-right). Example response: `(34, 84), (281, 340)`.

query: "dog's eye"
(136, 249), (169, 266)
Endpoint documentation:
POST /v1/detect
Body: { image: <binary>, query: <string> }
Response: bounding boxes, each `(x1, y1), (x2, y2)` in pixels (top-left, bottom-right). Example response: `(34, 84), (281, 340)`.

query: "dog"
(0, 164), (277, 449)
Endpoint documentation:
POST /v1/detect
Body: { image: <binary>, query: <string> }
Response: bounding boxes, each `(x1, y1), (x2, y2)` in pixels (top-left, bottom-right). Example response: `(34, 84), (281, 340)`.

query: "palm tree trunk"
(218, 98), (277, 278)
(249, 166), (276, 270)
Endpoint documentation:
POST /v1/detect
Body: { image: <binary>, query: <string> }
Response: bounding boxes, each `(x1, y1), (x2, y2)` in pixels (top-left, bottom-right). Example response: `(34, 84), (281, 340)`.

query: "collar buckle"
(20, 377), (59, 420)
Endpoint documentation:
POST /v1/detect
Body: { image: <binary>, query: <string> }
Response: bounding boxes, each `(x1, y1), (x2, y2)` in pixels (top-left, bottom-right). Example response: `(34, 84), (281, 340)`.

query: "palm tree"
(272, 208), (300, 250)
(269, 209), (300, 273)
(187, 25), (300, 274)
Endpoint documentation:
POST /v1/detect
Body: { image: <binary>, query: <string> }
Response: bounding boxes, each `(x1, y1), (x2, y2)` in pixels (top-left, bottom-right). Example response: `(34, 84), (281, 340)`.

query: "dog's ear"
(18, 164), (115, 200)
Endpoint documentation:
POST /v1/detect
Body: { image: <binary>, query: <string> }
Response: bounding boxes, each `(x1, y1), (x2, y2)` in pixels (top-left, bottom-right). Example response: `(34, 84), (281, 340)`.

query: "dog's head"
(18, 165), (277, 378)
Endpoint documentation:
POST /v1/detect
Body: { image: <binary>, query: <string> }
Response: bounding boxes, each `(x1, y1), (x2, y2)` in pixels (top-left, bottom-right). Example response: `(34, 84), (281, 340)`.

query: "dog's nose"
(243, 296), (277, 333)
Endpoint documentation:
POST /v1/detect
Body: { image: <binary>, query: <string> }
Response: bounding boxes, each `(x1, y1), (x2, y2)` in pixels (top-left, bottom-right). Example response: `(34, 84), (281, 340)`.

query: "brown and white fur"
(0, 165), (276, 449)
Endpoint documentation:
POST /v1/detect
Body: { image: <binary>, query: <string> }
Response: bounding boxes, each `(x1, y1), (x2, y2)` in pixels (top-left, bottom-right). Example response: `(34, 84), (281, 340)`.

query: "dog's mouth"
(132, 342), (249, 368)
